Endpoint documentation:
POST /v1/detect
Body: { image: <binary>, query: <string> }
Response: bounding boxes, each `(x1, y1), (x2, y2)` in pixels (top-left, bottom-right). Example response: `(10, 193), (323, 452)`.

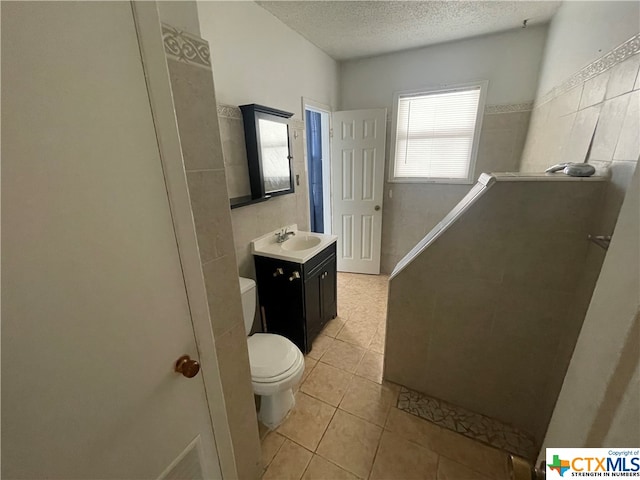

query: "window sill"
(388, 177), (475, 185)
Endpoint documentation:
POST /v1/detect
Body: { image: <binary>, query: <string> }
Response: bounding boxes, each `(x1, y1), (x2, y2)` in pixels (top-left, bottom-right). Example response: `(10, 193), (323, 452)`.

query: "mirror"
(258, 118), (291, 194)
(238, 104), (294, 204)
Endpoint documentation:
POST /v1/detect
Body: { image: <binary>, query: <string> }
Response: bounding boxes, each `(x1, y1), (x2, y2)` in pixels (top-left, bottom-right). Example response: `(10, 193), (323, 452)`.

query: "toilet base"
(258, 388), (296, 429)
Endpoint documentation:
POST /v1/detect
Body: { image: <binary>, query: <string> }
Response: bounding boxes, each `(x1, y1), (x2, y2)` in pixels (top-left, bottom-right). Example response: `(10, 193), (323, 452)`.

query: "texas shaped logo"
(548, 455), (571, 477)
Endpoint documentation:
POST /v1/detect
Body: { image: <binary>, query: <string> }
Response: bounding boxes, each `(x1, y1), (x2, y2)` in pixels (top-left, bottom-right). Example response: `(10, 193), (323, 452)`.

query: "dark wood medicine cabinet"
(230, 104), (295, 209)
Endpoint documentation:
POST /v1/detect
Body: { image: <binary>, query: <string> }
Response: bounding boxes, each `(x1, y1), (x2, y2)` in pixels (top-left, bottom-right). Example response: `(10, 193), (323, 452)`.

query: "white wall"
(341, 25), (548, 110)
(197, 1), (339, 119)
(536, 1), (640, 96)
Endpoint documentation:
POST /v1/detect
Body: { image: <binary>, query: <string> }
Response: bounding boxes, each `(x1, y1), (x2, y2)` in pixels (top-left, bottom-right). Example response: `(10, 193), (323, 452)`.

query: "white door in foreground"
(2, 2), (221, 478)
(331, 109), (387, 274)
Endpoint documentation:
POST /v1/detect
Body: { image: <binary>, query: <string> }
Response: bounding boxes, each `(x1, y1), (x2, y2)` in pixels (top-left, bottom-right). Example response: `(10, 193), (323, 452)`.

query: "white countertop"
(251, 224), (338, 263)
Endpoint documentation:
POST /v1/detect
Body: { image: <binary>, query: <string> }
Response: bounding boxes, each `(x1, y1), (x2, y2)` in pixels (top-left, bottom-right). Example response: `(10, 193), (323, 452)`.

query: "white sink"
(281, 235), (322, 251)
(251, 225), (337, 263)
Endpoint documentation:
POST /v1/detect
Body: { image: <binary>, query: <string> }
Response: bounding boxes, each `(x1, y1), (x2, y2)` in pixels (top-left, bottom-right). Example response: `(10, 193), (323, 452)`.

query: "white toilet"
(239, 277), (305, 429)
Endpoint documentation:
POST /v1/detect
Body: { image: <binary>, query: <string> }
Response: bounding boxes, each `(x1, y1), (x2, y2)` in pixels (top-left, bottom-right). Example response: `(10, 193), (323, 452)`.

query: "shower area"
(384, 172), (611, 459)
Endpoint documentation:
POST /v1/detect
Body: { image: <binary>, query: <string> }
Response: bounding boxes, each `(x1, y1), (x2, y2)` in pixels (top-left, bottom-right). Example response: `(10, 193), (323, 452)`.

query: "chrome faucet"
(275, 228), (296, 243)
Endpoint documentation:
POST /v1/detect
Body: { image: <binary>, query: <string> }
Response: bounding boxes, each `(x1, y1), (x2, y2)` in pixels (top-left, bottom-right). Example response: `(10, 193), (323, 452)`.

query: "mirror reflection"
(258, 119), (291, 194)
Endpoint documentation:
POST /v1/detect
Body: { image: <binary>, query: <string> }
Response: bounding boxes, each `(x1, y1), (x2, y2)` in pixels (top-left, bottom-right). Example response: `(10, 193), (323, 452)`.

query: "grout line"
(311, 395), (340, 455)
(313, 451), (366, 480)
(297, 450), (313, 480)
(261, 432), (287, 474)
(366, 424), (385, 480)
(433, 455), (441, 480)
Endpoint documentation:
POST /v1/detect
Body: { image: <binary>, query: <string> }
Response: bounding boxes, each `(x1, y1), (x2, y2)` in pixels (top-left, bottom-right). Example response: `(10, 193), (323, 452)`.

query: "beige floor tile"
(385, 407), (442, 451)
(437, 456), (493, 480)
(320, 339), (366, 373)
(356, 301), (386, 326)
(262, 439), (313, 480)
(301, 455), (359, 480)
(339, 376), (396, 426)
(337, 295), (360, 320)
(301, 357), (317, 383)
(336, 319), (376, 348)
(355, 350), (384, 383)
(321, 317), (346, 338)
(301, 362), (353, 407)
(370, 430), (439, 480)
(316, 409), (383, 478)
(261, 431), (286, 470)
(369, 327), (385, 354)
(337, 303), (354, 320)
(435, 428), (509, 479)
(277, 392), (336, 451)
(296, 357), (317, 393)
(306, 334), (334, 360)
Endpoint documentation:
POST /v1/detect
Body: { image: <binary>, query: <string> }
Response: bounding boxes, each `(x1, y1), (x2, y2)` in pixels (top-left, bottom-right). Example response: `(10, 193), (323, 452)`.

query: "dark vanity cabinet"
(254, 243), (337, 354)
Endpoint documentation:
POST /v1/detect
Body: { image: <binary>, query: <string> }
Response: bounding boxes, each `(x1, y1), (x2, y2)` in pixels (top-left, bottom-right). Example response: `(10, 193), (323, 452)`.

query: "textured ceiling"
(257, 1), (560, 61)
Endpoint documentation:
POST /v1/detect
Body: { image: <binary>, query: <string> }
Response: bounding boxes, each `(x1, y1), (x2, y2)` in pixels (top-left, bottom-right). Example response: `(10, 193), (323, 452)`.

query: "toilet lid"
(247, 333), (301, 379)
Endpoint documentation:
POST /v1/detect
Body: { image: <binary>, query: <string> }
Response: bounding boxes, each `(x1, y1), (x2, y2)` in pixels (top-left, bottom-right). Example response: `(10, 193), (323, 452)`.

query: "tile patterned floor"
(260, 273), (511, 480)
(397, 387), (538, 461)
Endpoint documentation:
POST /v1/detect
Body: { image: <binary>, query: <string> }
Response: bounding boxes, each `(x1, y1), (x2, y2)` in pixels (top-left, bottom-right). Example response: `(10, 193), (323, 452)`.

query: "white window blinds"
(393, 87), (482, 180)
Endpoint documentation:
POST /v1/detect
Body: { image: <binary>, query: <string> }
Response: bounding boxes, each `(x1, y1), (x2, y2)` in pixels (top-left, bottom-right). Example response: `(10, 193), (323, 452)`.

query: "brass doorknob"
(175, 355), (200, 378)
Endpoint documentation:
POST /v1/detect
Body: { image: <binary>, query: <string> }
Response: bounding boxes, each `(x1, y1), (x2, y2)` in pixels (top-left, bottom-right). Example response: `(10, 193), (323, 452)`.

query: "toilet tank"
(239, 277), (257, 335)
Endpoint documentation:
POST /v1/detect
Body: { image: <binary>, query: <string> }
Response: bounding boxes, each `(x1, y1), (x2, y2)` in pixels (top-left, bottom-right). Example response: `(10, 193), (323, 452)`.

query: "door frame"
(132, 3), (237, 478)
(302, 97), (332, 234)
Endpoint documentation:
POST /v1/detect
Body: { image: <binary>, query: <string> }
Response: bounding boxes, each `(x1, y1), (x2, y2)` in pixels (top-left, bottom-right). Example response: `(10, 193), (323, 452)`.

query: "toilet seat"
(252, 353), (304, 384)
(247, 333), (303, 383)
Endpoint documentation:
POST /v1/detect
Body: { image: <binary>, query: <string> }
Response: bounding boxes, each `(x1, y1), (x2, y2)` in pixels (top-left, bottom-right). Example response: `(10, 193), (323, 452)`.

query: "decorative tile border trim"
(397, 387), (538, 461)
(217, 104), (243, 120)
(219, 102), (533, 122)
(217, 104), (304, 130)
(485, 102), (533, 114)
(536, 32), (640, 107)
(162, 24), (211, 69)
(290, 119), (305, 130)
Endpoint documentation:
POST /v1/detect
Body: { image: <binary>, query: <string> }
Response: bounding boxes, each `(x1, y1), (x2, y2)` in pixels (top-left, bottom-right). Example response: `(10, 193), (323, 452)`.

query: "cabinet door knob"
(273, 267), (284, 277)
(289, 271), (301, 281)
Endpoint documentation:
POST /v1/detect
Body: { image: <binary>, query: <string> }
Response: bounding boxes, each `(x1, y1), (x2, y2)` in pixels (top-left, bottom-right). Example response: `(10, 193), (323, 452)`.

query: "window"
(390, 82), (487, 184)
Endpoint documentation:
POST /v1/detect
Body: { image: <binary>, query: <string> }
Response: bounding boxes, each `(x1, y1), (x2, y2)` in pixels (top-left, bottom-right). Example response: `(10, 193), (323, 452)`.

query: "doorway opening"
(304, 101), (331, 234)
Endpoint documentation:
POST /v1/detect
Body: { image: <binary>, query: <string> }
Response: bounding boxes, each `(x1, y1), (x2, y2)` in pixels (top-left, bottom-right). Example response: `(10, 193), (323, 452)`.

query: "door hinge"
(329, 128), (334, 138)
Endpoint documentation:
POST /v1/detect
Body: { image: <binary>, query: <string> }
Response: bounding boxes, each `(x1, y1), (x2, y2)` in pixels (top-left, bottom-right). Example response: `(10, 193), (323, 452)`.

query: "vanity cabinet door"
(304, 250), (337, 347)
(254, 243), (337, 355)
(254, 257), (307, 352)
(303, 273), (322, 343)
(320, 256), (337, 324)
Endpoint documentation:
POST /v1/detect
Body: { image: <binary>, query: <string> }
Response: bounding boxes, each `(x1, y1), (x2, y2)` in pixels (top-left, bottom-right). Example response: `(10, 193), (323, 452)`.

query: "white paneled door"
(331, 109), (387, 274)
(2, 2), (221, 479)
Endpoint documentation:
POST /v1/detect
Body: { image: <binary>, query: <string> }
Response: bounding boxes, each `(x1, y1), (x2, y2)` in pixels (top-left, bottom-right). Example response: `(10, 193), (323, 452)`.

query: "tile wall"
(218, 105), (311, 289)
(381, 108), (531, 273)
(520, 37), (639, 375)
(162, 25), (262, 480)
(521, 37), (640, 231)
(385, 178), (606, 445)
